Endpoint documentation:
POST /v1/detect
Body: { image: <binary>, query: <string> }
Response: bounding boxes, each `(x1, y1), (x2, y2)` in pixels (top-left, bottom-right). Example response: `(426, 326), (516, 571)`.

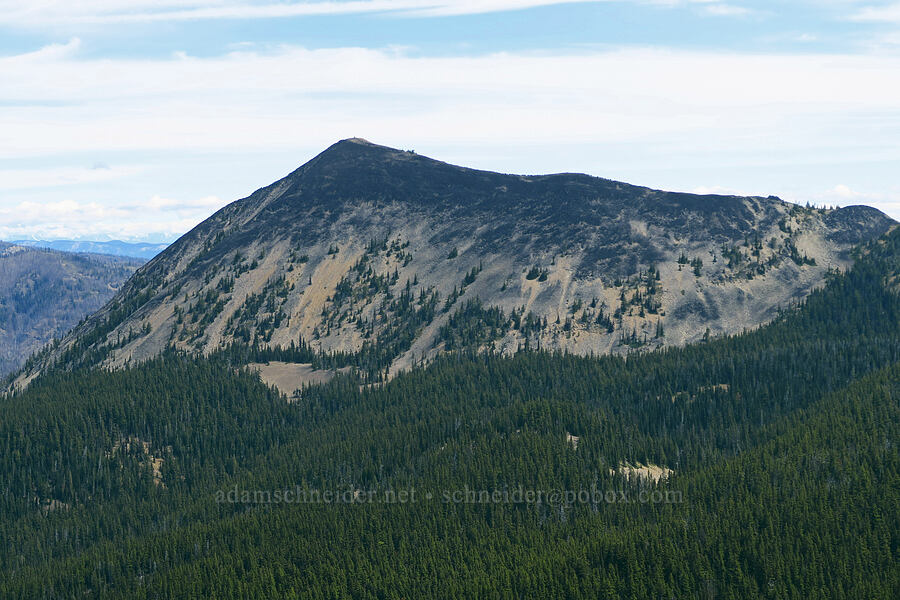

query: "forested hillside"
(1, 228), (898, 597)
(0, 243), (143, 376)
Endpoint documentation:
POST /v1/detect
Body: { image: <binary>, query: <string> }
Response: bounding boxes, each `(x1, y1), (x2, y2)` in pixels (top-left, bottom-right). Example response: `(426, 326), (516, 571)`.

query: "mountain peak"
(12, 142), (895, 388)
(295, 137), (416, 175)
(319, 137), (394, 156)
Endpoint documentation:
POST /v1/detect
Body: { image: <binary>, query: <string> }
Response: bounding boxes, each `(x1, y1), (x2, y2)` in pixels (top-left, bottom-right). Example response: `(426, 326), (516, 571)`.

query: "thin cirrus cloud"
(0, 1), (593, 25)
(0, 0), (752, 26)
(138, 195), (228, 211)
(0, 165), (144, 191)
(701, 3), (752, 17)
(851, 3), (900, 23)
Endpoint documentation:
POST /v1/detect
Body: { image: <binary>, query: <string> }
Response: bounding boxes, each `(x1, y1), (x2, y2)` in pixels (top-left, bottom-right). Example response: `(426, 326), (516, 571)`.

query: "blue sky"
(1, 0), (899, 241)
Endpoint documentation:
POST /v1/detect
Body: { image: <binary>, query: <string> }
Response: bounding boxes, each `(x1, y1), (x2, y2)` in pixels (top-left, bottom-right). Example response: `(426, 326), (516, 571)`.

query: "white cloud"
(702, 3), (752, 17)
(0, 0), (762, 26)
(140, 195), (226, 210)
(851, 2), (900, 23)
(831, 183), (864, 199)
(786, 184), (900, 216)
(0, 194), (229, 241)
(0, 0), (599, 25)
(4, 37), (83, 61)
(0, 164), (143, 191)
(819, 184), (900, 205)
(398, 0), (599, 16)
(691, 185), (750, 196)
(2, 41), (900, 160)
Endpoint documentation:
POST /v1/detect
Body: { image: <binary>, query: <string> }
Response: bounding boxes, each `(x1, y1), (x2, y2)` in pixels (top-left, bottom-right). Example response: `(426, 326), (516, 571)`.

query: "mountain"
(2, 220), (899, 597)
(9, 239), (169, 260)
(0, 243), (144, 377)
(14, 138), (894, 386)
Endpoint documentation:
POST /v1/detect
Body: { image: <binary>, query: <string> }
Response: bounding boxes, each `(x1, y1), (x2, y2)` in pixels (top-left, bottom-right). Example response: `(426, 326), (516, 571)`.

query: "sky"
(1, 1), (899, 242)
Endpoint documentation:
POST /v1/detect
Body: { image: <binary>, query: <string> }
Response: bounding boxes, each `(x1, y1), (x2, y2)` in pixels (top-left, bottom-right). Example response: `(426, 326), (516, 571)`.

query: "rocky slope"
(0, 243), (143, 376)
(12, 138), (894, 385)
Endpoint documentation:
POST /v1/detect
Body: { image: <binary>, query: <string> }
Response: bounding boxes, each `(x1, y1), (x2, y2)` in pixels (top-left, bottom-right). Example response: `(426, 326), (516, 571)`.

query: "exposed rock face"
(0, 243), (143, 377)
(13, 138), (894, 385)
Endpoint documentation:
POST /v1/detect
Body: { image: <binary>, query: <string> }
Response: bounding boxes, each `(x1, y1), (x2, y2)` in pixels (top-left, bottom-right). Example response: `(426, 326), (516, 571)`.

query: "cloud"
(831, 184), (864, 199)
(820, 184), (900, 205)
(3, 37), (83, 61)
(0, 0), (760, 26)
(0, 194), (229, 241)
(851, 2), (900, 23)
(790, 184), (900, 216)
(140, 195), (226, 210)
(691, 185), (750, 196)
(0, 164), (143, 191)
(397, 0), (599, 17)
(0, 0), (601, 26)
(3, 40), (900, 160)
(701, 3), (752, 17)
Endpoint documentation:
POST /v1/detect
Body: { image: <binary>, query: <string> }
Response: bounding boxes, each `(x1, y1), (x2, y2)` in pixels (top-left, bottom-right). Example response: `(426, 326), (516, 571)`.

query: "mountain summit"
(13, 140), (895, 385)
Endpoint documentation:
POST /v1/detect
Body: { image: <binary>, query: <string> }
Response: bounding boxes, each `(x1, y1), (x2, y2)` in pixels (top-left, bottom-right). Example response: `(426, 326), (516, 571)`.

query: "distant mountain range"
(12, 138), (895, 386)
(9, 239), (169, 260)
(0, 243), (144, 377)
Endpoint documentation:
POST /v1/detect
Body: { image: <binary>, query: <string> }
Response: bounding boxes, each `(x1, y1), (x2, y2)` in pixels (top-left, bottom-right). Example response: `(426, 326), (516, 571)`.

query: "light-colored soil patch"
(108, 300), (177, 367)
(149, 457), (165, 486)
(42, 498), (71, 513)
(289, 246), (365, 344)
(201, 240), (288, 355)
(111, 436), (151, 454)
(109, 436), (167, 487)
(699, 383), (730, 393)
(247, 361), (340, 397)
(566, 432), (580, 450)
(610, 462), (674, 483)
